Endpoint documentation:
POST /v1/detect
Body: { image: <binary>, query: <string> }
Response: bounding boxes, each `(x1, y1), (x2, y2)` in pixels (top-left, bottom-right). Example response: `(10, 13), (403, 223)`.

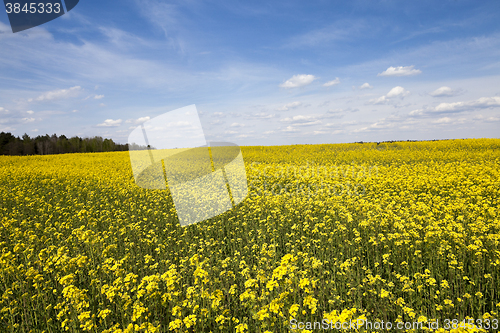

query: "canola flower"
(0, 138), (499, 332)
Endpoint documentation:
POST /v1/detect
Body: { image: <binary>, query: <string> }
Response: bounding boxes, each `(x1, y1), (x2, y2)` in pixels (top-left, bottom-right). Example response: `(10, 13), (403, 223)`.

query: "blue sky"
(1, 0), (499, 145)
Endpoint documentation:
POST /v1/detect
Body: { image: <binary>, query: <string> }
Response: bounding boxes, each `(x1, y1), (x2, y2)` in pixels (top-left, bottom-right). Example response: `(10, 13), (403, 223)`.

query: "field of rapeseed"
(0, 138), (499, 332)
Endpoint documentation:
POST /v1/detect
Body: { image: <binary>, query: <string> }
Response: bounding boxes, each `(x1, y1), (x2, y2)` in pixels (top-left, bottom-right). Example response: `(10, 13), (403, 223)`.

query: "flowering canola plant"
(0, 138), (499, 332)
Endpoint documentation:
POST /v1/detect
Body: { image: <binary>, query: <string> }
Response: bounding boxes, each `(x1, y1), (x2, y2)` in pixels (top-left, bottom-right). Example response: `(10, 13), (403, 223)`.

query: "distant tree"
(0, 132), (130, 156)
(22, 133), (35, 155)
(0, 132), (16, 155)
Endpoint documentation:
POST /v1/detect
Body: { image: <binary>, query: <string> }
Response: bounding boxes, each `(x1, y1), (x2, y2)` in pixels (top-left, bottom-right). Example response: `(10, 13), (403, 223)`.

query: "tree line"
(0, 132), (130, 156)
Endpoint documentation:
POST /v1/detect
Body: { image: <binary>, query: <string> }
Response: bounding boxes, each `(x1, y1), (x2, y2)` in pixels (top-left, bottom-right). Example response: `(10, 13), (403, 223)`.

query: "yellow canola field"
(0, 138), (499, 332)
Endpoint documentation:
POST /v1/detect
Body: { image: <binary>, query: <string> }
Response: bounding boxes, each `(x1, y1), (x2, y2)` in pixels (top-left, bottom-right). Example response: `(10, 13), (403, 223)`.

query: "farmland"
(0, 138), (499, 332)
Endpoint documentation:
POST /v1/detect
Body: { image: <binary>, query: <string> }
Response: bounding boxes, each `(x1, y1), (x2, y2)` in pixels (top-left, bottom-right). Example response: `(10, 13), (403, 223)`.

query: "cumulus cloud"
(244, 112), (276, 120)
(323, 77), (340, 87)
(97, 119), (122, 127)
(353, 121), (395, 133)
(126, 116), (150, 124)
(359, 83), (373, 89)
(230, 122), (246, 127)
(432, 117), (452, 124)
(434, 96), (500, 112)
(369, 86), (409, 104)
(94, 94), (105, 99)
(282, 126), (299, 132)
(378, 65), (422, 77)
(26, 110), (35, 114)
(371, 96), (388, 104)
(430, 86), (457, 97)
(209, 119), (224, 125)
(276, 101), (302, 111)
(474, 114), (500, 122)
(279, 74), (316, 88)
(280, 115), (321, 126)
(409, 109), (424, 116)
(30, 86), (82, 102)
(486, 116), (500, 122)
(386, 86), (410, 98)
(22, 117), (35, 123)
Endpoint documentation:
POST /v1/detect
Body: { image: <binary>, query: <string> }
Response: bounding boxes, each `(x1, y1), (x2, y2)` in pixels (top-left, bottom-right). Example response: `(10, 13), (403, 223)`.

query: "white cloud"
(97, 119), (122, 127)
(26, 110), (35, 114)
(353, 121), (395, 133)
(212, 112), (225, 118)
(369, 86), (409, 104)
(245, 112), (276, 120)
(94, 94), (105, 99)
(326, 120), (358, 127)
(434, 96), (500, 112)
(432, 117), (452, 124)
(32, 86), (82, 102)
(409, 109), (424, 116)
(209, 119), (224, 125)
(22, 117), (35, 123)
(430, 86), (456, 97)
(281, 115), (321, 126)
(279, 74), (316, 88)
(126, 116), (150, 124)
(136, 116), (150, 123)
(282, 126), (299, 132)
(230, 122), (246, 127)
(371, 96), (388, 104)
(276, 101), (302, 111)
(386, 86), (410, 98)
(323, 77), (340, 87)
(378, 65), (422, 77)
(359, 83), (372, 89)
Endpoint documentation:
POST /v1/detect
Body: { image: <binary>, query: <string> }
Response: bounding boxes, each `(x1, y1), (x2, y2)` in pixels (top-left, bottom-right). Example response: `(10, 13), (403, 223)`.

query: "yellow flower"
(235, 323), (248, 333)
(168, 319), (182, 331)
(289, 304), (300, 318)
(98, 309), (111, 319)
(380, 289), (390, 298)
(183, 314), (196, 329)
